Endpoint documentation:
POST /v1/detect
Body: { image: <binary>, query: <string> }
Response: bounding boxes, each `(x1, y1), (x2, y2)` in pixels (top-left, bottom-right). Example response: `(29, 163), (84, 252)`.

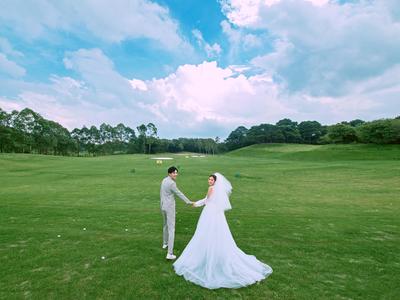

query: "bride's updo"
(209, 174), (217, 181)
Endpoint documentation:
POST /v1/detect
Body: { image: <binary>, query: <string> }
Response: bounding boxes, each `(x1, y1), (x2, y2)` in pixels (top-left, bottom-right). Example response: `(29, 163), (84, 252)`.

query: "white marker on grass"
(101, 256), (106, 260)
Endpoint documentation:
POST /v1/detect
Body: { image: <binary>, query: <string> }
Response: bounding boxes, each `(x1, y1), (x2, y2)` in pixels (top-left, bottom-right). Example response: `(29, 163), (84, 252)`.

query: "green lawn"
(1, 144), (399, 299)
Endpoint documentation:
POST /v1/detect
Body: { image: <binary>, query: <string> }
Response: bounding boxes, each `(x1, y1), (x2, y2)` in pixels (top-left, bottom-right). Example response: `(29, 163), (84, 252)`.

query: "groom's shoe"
(166, 253), (176, 260)
(162, 244), (168, 249)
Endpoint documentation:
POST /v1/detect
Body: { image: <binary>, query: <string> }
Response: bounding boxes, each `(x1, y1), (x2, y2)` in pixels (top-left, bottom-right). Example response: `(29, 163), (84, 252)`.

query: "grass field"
(1, 144), (399, 299)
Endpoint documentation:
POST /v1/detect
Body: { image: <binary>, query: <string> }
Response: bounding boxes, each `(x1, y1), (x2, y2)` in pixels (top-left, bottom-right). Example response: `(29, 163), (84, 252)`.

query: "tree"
(0, 108), (15, 153)
(71, 128), (82, 156)
(99, 123), (114, 144)
(34, 119), (58, 154)
(48, 120), (74, 155)
(276, 119), (301, 143)
(298, 121), (323, 144)
(247, 124), (284, 144)
(79, 126), (91, 155)
(136, 124), (147, 154)
(326, 124), (357, 143)
(0, 126), (14, 153)
(225, 126), (249, 150)
(88, 125), (100, 155)
(357, 119), (400, 144)
(124, 126), (136, 142)
(125, 126), (137, 154)
(0, 108), (7, 125)
(16, 108), (41, 153)
(146, 123), (158, 154)
(349, 119), (365, 127)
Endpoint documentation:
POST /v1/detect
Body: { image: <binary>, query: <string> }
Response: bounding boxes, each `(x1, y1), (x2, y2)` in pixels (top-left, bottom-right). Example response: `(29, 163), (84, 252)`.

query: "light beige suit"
(160, 176), (191, 254)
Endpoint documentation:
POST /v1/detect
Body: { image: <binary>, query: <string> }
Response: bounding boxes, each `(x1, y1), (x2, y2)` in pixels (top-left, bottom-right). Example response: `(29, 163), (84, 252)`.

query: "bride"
(173, 173), (273, 289)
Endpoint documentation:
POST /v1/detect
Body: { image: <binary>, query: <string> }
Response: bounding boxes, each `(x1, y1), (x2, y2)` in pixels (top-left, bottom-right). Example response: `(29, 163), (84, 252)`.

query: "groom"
(160, 166), (193, 260)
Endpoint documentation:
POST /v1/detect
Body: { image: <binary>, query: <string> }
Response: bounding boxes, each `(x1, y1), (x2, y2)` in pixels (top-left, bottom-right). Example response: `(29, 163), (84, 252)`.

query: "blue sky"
(0, 0), (399, 138)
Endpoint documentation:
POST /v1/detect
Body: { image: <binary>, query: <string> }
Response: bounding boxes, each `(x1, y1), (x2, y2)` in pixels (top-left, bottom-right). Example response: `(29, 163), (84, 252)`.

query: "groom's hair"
(168, 166), (178, 174)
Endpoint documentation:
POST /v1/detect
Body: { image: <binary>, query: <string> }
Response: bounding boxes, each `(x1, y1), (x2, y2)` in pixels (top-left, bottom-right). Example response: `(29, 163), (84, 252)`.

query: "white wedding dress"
(173, 173), (272, 289)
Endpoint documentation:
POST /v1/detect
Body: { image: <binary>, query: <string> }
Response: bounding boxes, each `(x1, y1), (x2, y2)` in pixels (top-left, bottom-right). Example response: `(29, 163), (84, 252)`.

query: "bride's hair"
(209, 174), (217, 181)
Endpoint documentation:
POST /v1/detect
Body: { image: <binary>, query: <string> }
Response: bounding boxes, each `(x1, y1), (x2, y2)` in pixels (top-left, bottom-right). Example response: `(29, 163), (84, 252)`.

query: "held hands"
(191, 199), (206, 208)
(190, 201), (199, 208)
(187, 200), (202, 208)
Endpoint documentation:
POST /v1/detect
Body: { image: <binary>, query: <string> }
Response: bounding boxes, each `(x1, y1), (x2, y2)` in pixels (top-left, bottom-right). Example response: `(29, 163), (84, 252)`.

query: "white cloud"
(1, 52), (397, 139)
(0, 49), (155, 130)
(221, 20), (240, 45)
(129, 79), (148, 91)
(221, 0), (400, 100)
(0, 97), (23, 112)
(220, 20), (264, 63)
(0, 92), (86, 129)
(0, 84), (147, 131)
(219, 0), (262, 27)
(0, 53), (26, 77)
(192, 29), (222, 58)
(0, 0), (192, 52)
(0, 37), (23, 57)
(0, 59), (296, 137)
(205, 43), (222, 58)
(228, 65), (251, 73)
(48, 76), (87, 104)
(127, 60), (398, 136)
(136, 61), (296, 137)
(63, 48), (135, 106)
(220, 0), (330, 27)
(242, 33), (262, 49)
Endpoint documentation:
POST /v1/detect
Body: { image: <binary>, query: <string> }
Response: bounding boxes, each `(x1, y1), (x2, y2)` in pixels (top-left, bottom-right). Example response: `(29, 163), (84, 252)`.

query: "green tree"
(136, 124), (147, 154)
(16, 108), (40, 153)
(71, 128), (83, 156)
(276, 119), (301, 143)
(0, 108), (15, 153)
(357, 119), (400, 144)
(225, 126), (249, 150)
(298, 121), (322, 144)
(88, 126), (100, 155)
(326, 124), (357, 143)
(247, 124), (284, 144)
(349, 119), (365, 127)
(146, 123), (158, 154)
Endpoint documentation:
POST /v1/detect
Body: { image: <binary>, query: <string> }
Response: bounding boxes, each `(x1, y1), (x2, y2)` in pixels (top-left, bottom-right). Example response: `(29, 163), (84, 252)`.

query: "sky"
(0, 0), (399, 139)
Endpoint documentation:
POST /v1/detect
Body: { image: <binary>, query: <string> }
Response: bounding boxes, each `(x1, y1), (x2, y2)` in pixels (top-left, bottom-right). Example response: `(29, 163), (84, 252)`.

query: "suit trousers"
(161, 207), (175, 254)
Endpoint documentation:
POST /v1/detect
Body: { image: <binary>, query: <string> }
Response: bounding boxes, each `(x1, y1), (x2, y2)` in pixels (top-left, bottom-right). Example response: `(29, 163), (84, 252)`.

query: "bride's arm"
(193, 187), (213, 207)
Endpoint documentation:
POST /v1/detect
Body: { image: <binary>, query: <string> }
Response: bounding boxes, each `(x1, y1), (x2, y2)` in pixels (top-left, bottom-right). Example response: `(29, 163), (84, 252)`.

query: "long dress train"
(173, 175), (272, 289)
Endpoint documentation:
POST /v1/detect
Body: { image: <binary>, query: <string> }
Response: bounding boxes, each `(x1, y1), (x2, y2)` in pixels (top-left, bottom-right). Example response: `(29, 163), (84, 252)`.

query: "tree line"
(1, 106), (399, 156)
(0, 107), (218, 156)
(224, 117), (400, 151)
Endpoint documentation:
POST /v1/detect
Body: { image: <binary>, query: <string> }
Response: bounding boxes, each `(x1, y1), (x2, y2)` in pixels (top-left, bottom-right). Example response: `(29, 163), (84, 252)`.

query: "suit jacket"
(160, 176), (191, 210)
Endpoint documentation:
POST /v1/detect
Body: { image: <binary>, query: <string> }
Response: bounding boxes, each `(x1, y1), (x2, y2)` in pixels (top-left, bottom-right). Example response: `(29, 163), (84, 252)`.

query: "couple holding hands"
(160, 166), (272, 289)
